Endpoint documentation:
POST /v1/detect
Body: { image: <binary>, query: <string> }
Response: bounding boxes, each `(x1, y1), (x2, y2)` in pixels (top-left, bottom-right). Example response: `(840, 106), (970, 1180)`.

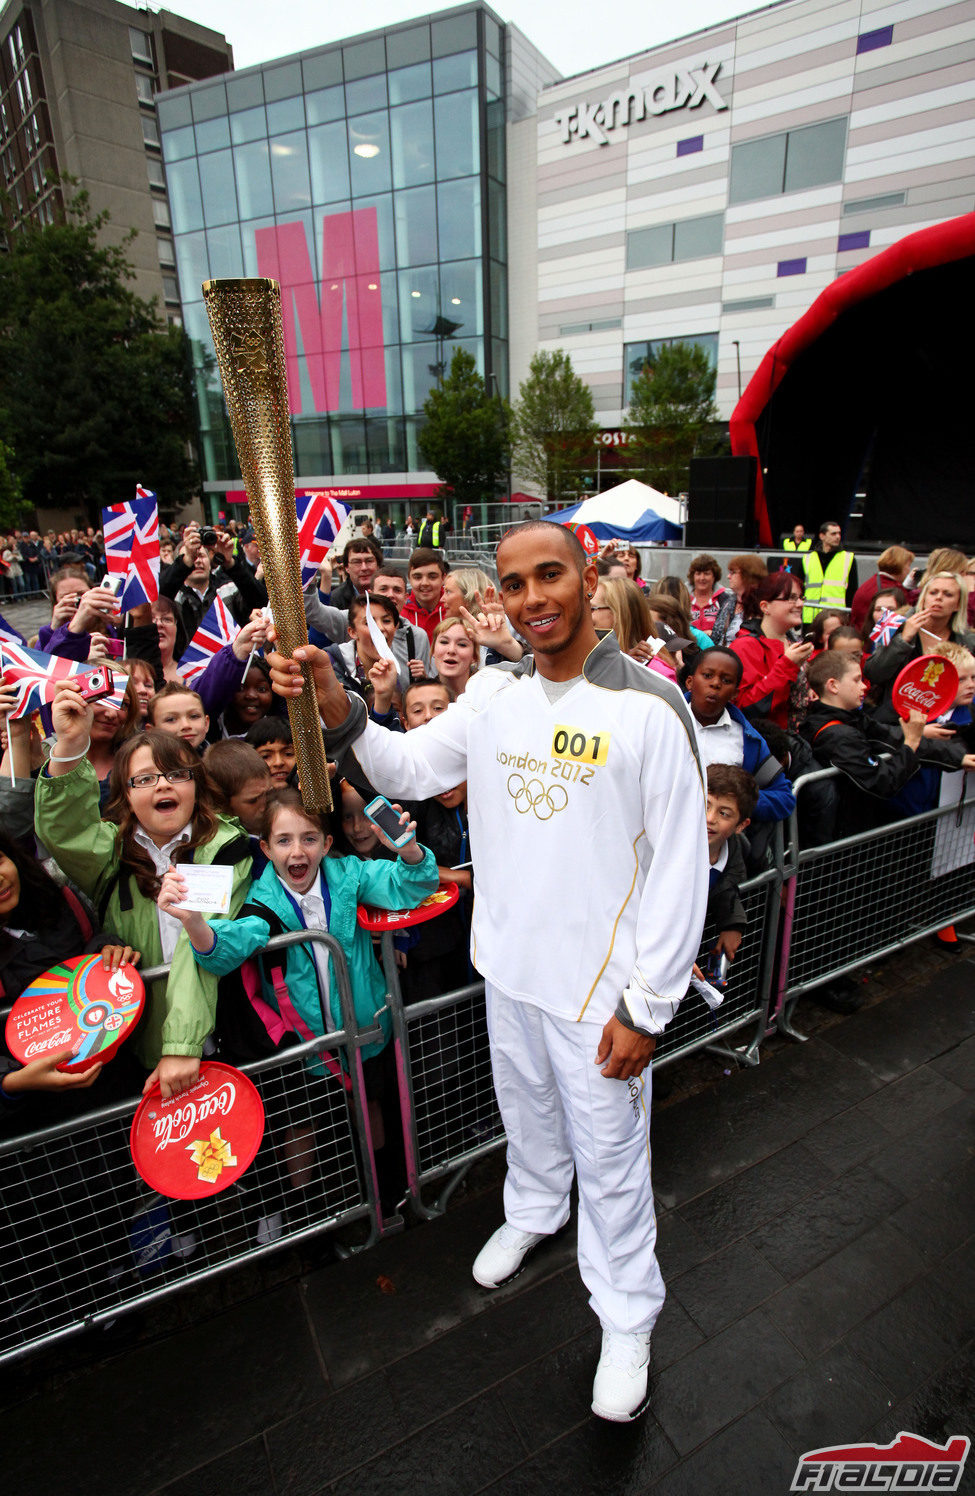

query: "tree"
(509, 349), (598, 503)
(623, 341), (720, 495)
(417, 348), (509, 509)
(0, 434), (27, 531)
(0, 191), (198, 521)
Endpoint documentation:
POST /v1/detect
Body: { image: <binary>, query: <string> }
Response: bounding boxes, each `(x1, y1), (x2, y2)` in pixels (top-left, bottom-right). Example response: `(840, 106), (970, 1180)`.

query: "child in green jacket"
(35, 681), (251, 1100)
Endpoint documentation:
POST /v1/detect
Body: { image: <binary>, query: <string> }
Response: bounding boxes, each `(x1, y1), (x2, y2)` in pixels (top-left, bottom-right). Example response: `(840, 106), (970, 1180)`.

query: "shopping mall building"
(153, 0), (975, 523)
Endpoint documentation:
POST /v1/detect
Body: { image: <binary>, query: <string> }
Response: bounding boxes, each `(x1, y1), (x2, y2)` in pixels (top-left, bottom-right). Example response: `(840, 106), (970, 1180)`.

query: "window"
(146, 156), (165, 189)
(857, 25), (893, 53)
(152, 196), (171, 229)
(843, 191), (905, 215)
(162, 274), (180, 304)
(777, 257), (806, 277)
(135, 73), (155, 106)
(142, 115), (160, 148)
(626, 213), (723, 271)
(722, 295), (774, 312)
(157, 236), (175, 268)
(625, 334), (718, 397)
(129, 28), (153, 67)
(560, 318), (623, 336)
(729, 117), (847, 204)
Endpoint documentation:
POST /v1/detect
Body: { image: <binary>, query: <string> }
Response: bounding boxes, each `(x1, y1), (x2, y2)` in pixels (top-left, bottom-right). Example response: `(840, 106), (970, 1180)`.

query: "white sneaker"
(472, 1222), (547, 1288)
(591, 1328), (652, 1422)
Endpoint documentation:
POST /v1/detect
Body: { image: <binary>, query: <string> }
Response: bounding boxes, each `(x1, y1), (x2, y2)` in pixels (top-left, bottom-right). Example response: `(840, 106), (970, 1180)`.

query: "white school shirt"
(295, 871), (332, 1009)
(691, 709), (744, 770)
(133, 824), (192, 963)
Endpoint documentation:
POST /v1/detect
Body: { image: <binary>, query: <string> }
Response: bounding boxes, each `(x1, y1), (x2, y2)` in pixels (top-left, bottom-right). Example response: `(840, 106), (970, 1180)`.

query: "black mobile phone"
(363, 794), (415, 848)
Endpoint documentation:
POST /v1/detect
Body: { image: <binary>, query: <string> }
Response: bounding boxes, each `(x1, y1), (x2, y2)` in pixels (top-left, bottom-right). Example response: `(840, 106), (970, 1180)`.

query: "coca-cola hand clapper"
(891, 655), (959, 722)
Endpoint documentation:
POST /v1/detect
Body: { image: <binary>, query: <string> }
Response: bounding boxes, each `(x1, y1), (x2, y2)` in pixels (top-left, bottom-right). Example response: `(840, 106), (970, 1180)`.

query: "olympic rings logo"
(506, 774), (569, 820)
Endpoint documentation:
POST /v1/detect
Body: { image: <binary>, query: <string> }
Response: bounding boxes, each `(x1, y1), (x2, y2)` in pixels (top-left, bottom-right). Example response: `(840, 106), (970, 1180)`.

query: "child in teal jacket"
(158, 787), (438, 1059)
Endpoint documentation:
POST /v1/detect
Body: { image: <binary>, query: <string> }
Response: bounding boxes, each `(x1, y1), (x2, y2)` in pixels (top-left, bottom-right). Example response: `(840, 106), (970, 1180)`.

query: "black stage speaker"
(686, 456), (756, 549)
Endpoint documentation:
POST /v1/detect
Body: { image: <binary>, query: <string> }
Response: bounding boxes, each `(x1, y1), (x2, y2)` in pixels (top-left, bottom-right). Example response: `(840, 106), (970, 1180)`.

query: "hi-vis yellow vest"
(783, 538), (811, 552)
(802, 549), (853, 622)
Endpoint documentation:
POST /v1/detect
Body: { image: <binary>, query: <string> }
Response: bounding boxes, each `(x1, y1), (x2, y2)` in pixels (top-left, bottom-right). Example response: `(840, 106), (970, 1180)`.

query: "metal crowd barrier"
(378, 855), (783, 1218)
(7, 779), (975, 1362)
(774, 767), (975, 1034)
(0, 930), (384, 1366)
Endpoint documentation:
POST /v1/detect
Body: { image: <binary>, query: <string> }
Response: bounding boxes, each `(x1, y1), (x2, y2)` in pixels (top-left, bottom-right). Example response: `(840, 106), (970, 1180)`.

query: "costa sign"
(554, 59), (727, 147)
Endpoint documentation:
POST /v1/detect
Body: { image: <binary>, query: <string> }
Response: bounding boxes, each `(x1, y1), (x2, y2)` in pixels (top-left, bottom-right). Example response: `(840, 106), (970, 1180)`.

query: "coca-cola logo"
(897, 682), (938, 710)
(23, 1029), (74, 1059)
(151, 1081), (237, 1152)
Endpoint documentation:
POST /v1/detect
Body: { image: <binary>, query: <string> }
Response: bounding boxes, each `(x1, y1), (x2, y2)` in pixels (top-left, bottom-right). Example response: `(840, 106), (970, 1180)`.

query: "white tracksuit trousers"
(485, 983), (666, 1336)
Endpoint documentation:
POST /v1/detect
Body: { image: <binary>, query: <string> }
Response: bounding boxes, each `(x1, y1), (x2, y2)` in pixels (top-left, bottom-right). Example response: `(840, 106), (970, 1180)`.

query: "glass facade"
(157, 5), (507, 492)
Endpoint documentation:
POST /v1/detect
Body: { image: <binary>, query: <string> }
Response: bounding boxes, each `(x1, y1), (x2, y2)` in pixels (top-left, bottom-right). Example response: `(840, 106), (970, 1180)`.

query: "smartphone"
(363, 794), (415, 848)
(77, 665), (114, 703)
(104, 638), (125, 659)
(704, 951), (729, 989)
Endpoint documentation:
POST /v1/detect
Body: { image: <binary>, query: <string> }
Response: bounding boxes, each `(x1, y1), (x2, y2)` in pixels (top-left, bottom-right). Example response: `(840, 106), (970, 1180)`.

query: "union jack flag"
(103, 492), (160, 610)
(296, 492), (349, 585)
(135, 485), (156, 503)
(0, 641), (89, 719)
(177, 594), (239, 687)
(870, 608), (906, 650)
(0, 611), (26, 648)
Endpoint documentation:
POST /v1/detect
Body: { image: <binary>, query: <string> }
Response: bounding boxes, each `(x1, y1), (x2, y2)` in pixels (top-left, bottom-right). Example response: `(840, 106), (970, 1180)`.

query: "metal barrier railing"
(774, 767), (975, 1034)
(379, 853), (783, 1218)
(6, 779), (975, 1360)
(0, 929), (384, 1366)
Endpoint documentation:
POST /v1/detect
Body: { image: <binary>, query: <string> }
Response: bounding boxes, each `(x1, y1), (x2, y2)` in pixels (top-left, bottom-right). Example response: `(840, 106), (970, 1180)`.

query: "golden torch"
(203, 277), (332, 810)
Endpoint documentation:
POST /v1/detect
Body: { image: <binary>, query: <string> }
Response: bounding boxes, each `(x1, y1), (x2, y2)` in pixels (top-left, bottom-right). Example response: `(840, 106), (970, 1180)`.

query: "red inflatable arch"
(730, 213), (975, 548)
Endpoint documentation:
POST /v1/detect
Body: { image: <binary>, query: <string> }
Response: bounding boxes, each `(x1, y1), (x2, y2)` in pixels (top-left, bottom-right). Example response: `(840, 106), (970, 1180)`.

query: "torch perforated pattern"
(203, 278), (332, 810)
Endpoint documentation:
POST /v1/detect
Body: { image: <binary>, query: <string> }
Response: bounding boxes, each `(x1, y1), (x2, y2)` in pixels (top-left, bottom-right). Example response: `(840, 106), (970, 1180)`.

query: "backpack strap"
(200, 836), (251, 867)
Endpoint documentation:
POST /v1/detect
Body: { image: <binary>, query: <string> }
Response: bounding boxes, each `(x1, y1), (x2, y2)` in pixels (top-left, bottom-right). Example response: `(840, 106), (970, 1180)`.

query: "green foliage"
(0, 191), (198, 519)
(0, 434), (27, 530)
(624, 341), (720, 494)
(417, 348), (509, 508)
(509, 349), (598, 503)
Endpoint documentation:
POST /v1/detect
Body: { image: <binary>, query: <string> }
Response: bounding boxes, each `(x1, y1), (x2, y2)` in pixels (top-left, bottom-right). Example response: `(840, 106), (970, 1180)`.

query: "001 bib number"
(551, 725), (610, 765)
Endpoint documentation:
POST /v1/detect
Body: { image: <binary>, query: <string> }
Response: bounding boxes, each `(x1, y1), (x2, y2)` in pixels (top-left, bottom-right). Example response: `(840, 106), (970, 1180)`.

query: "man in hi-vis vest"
(794, 520), (858, 625)
(782, 524), (811, 553)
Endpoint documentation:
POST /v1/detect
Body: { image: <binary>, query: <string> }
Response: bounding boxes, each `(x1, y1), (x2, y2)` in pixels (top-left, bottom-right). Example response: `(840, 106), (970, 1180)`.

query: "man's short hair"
(342, 535), (383, 565)
(408, 547), (448, 575)
(496, 519), (589, 571)
(818, 519), (841, 536)
(827, 626), (861, 650)
(348, 592), (399, 626)
(690, 646), (743, 683)
(706, 763), (757, 823)
(807, 649), (858, 697)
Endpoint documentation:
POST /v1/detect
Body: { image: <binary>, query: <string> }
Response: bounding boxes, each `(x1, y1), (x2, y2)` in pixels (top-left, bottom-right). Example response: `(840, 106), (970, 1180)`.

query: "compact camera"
(77, 666), (114, 702)
(704, 951), (729, 990)
(200, 527), (218, 547)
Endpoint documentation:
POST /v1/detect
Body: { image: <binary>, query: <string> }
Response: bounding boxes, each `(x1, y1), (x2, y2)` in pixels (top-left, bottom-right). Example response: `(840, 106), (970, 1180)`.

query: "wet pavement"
(3, 955), (973, 1495)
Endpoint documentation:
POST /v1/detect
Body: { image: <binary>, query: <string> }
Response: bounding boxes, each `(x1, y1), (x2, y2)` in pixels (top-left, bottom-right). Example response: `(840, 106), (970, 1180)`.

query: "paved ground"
(3, 953), (973, 1495)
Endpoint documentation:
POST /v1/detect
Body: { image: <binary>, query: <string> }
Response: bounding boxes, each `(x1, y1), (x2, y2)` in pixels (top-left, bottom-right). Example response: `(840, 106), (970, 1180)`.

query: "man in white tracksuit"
(270, 522), (709, 1422)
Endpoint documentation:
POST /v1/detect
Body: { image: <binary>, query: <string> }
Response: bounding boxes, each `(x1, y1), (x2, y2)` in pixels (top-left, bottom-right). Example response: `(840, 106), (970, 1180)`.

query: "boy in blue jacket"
(684, 648), (795, 846)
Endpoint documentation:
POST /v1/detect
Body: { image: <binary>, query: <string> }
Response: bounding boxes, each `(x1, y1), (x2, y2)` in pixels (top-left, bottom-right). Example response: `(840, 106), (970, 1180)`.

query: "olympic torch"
(202, 278), (332, 810)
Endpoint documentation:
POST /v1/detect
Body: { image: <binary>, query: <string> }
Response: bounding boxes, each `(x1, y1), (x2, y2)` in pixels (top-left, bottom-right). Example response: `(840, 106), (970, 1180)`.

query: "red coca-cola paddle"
(891, 654), (959, 722)
(356, 881), (460, 932)
(130, 1060), (265, 1201)
(6, 956), (144, 1074)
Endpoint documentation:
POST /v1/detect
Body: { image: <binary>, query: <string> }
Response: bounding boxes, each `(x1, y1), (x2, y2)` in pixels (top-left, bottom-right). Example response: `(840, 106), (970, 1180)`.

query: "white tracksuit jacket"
(332, 633), (710, 1035)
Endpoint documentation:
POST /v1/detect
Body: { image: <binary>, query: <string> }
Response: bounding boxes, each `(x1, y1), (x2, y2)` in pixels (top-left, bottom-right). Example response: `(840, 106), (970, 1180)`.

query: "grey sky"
(166, 0), (750, 78)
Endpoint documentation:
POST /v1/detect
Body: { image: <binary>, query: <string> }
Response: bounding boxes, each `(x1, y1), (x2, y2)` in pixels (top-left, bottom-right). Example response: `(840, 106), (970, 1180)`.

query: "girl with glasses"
(35, 682), (252, 1100)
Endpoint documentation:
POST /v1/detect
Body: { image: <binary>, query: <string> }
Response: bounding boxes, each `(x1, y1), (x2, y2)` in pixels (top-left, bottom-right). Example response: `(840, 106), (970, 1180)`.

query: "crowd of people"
(2, 510), (972, 1420)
